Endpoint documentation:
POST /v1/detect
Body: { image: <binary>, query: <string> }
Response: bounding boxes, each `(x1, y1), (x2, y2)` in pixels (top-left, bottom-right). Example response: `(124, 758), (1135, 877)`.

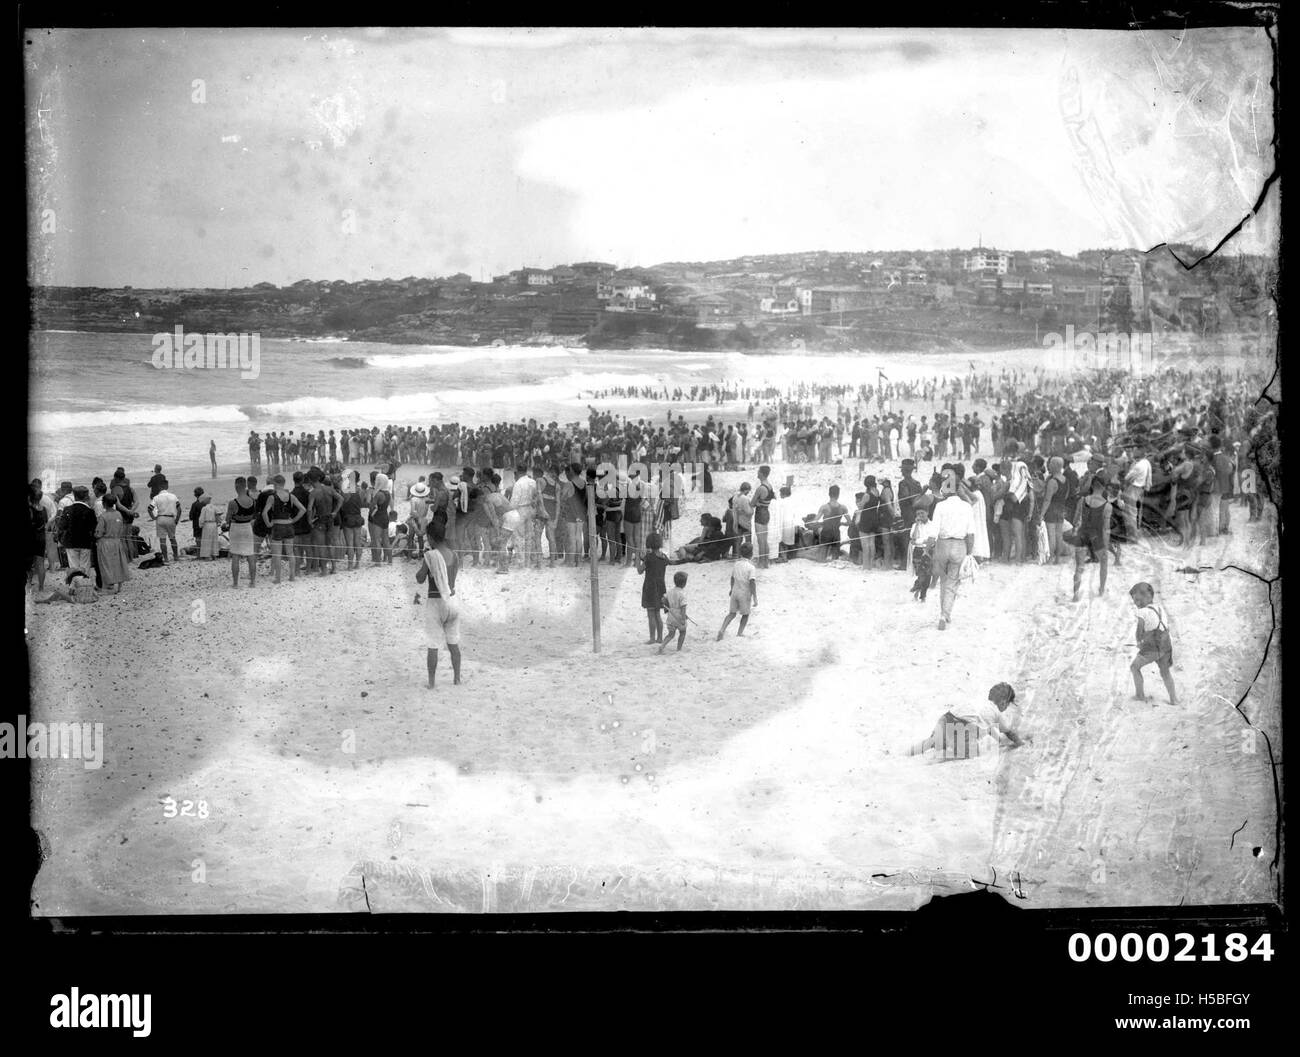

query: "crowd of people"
(30, 362), (1274, 724)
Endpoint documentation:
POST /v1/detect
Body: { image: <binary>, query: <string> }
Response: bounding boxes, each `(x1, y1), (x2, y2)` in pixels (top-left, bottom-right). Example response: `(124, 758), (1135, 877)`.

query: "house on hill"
(597, 278), (656, 302)
(571, 261), (616, 277)
(759, 294), (801, 315)
(964, 248), (1014, 275)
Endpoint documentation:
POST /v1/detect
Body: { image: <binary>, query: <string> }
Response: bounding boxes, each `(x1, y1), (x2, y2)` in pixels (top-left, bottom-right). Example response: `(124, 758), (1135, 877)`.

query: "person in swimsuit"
(223, 476), (259, 587)
(1070, 472), (1112, 602)
(415, 521), (462, 688)
(1129, 582), (1178, 706)
(816, 485), (849, 562)
(209, 439), (218, 478)
(1042, 456), (1069, 563)
(263, 474), (307, 583)
(369, 473), (394, 565)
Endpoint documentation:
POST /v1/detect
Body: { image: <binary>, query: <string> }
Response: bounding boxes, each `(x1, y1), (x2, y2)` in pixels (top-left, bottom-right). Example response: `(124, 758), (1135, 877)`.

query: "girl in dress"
(636, 531), (669, 646)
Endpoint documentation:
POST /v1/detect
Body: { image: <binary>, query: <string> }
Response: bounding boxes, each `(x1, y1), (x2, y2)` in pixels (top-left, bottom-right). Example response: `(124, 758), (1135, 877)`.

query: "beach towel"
(1035, 521), (1050, 564)
(1009, 461), (1030, 504)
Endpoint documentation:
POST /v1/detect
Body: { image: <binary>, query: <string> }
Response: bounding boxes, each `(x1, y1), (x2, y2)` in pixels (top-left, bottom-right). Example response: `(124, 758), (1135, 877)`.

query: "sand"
(26, 436), (1280, 914)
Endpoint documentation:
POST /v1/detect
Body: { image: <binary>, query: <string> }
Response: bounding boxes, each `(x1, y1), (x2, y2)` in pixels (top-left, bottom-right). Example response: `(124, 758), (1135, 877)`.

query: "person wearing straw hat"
(408, 478), (431, 555)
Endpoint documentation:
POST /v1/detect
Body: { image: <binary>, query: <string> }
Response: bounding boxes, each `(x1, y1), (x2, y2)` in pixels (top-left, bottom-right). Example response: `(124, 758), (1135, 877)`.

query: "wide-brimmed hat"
(409, 482), (430, 498)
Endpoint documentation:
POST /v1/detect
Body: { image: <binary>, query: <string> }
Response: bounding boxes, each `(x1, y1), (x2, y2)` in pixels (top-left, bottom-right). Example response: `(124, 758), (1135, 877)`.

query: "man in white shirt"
(1123, 452), (1153, 542)
(151, 484), (181, 562)
(509, 464), (540, 568)
(931, 473), (976, 630)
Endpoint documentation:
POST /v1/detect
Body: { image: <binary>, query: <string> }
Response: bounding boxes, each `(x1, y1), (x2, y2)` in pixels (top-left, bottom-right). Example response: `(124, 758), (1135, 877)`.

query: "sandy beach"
(27, 445), (1280, 913)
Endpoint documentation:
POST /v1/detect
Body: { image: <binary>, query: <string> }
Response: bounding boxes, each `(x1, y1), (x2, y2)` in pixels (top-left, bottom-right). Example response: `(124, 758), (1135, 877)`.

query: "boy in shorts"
(660, 570), (689, 654)
(1129, 581), (1178, 706)
(716, 542), (758, 639)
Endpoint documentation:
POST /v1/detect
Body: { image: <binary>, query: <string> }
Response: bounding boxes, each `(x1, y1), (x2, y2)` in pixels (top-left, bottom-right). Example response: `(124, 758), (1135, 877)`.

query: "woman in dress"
(223, 477), (258, 587)
(198, 495), (221, 559)
(636, 531), (670, 646)
(94, 494), (132, 593)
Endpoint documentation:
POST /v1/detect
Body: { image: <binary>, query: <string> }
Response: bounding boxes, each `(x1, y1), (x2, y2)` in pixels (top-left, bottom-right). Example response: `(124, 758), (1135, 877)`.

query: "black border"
(12, 0), (1286, 1040)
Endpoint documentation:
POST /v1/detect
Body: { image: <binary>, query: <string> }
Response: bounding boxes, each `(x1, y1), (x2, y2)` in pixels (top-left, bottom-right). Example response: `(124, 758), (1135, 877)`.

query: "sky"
(26, 26), (1278, 288)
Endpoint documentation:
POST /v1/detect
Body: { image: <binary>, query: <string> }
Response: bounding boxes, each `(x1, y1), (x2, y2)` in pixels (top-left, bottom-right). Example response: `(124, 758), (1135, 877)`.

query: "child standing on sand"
(1129, 581), (1179, 706)
(660, 570), (689, 654)
(637, 531), (670, 645)
(908, 507), (937, 601)
(717, 542), (758, 639)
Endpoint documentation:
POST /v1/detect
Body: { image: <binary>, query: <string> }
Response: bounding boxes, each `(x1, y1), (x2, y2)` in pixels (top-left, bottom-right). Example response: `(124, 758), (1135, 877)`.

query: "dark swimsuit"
(1077, 498), (1108, 556)
(427, 548), (459, 598)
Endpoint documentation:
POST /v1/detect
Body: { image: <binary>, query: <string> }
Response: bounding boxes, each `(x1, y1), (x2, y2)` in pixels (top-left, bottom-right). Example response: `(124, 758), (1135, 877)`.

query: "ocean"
(28, 330), (1032, 489)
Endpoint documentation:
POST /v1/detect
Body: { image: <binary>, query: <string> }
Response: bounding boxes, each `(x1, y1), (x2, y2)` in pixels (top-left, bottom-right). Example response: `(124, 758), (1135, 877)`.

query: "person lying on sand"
(908, 682), (1026, 758)
(35, 570), (97, 604)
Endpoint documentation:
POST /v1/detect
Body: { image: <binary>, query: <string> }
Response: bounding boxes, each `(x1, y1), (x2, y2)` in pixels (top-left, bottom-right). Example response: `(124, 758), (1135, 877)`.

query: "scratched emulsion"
(1059, 26), (1276, 257)
(25, 27), (1281, 914)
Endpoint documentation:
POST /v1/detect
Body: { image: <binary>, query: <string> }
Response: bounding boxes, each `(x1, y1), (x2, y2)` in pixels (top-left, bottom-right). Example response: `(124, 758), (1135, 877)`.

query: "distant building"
(445, 272), (472, 286)
(597, 279), (656, 302)
(809, 285), (875, 314)
(963, 249), (1013, 275)
(571, 261), (617, 278)
(547, 265), (577, 282)
(525, 269), (554, 286)
(759, 295), (800, 315)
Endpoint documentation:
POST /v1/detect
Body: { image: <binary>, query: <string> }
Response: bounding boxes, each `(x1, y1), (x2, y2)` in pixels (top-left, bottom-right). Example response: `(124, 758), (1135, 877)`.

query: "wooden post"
(586, 481), (601, 653)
